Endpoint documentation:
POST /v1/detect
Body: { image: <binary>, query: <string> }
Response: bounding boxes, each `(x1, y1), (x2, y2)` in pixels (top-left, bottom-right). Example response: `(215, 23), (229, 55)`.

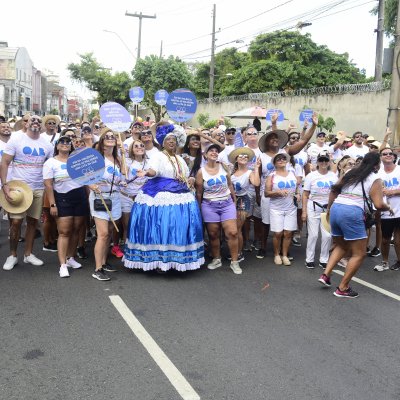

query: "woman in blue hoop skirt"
(124, 122), (204, 271)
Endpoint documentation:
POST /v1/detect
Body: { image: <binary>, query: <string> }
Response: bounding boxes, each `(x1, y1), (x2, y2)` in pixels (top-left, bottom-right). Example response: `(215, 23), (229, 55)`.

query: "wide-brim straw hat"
(42, 115), (61, 126)
(228, 147), (255, 164)
(320, 212), (331, 233)
(258, 130), (289, 152)
(0, 180), (33, 214)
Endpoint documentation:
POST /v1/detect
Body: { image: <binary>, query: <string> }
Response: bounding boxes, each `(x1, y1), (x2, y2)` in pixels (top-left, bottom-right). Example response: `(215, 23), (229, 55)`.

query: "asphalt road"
(1, 230), (399, 400)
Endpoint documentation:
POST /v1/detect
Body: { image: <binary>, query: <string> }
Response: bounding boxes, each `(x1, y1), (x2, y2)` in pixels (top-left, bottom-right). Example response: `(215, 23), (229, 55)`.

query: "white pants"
(306, 203), (331, 263)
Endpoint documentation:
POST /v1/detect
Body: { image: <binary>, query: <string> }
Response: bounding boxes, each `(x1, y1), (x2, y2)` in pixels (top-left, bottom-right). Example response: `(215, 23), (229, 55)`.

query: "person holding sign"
(124, 121), (204, 272)
(120, 139), (150, 243)
(89, 129), (123, 281)
(43, 135), (88, 278)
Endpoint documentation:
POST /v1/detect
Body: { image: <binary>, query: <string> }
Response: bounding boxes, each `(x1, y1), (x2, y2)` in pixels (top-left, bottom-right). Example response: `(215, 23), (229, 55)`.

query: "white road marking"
(333, 270), (400, 301)
(109, 295), (200, 400)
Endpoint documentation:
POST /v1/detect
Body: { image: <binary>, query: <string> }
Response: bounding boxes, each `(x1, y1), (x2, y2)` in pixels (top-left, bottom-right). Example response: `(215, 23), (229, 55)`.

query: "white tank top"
(202, 164), (231, 200)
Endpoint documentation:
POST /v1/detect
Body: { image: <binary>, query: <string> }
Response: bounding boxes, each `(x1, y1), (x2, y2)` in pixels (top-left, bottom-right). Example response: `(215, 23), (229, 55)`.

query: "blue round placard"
(129, 87), (144, 104)
(99, 102), (132, 132)
(67, 147), (105, 185)
(166, 88), (197, 123)
(266, 109), (284, 122)
(154, 89), (169, 106)
(299, 109), (314, 123)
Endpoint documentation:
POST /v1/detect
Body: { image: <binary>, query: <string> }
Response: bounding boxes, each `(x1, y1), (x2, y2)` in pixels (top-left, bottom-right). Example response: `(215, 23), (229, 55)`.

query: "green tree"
(132, 55), (194, 121)
(371, 0), (398, 39)
(68, 53), (133, 106)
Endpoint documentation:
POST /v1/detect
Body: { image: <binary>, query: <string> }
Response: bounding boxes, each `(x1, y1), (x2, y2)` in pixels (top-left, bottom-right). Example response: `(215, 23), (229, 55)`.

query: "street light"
(103, 29), (136, 60)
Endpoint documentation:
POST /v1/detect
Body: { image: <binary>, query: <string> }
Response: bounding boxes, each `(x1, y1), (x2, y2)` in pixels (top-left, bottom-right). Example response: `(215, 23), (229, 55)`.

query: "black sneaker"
(18, 237), (25, 243)
(34, 229), (42, 239)
(390, 261), (400, 271)
(43, 242), (57, 252)
(305, 262), (315, 269)
(256, 249), (266, 259)
(238, 253), (245, 262)
(366, 246), (371, 255)
(292, 237), (301, 247)
(92, 268), (110, 281)
(85, 231), (93, 242)
(334, 286), (358, 298)
(319, 262), (327, 269)
(251, 241), (261, 251)
(369, 247), (381, 257)
(76, 247), (88, 259)
(102, 263), (117, 272)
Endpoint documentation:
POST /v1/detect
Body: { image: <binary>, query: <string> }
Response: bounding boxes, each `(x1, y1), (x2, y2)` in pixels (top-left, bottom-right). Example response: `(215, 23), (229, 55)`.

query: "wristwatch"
(50, 204), (57, 208)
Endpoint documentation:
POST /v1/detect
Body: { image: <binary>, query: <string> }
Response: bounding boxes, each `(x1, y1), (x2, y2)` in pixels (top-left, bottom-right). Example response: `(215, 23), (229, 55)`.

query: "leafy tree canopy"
(193, 31), (365, 97)
(132, 55), (194, 121)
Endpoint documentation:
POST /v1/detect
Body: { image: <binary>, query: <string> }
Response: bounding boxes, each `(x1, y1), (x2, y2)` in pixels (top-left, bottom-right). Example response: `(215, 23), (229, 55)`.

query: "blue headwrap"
(156, 124), (175, 146)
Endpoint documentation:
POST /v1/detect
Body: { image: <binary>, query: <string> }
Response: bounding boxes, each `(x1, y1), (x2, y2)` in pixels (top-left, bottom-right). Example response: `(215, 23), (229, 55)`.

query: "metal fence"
(198, 80), (391, 104)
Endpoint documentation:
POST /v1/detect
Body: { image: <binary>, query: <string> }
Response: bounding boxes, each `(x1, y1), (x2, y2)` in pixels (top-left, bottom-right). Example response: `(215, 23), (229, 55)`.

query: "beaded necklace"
(163, 150), (187, 184)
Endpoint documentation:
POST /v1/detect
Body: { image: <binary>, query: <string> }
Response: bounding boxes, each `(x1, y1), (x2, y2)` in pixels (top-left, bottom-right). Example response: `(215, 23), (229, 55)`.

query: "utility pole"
(160, 40), (163, 58)
(125, 11), (156, 60)
(374, 0), (385, 81)
(209, 4), (216, 99)
(387, 0), (400, 145)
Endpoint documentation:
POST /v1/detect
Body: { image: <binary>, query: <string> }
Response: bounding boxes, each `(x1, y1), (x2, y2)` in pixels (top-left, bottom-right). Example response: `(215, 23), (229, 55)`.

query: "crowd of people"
(0, 112), (399, 299)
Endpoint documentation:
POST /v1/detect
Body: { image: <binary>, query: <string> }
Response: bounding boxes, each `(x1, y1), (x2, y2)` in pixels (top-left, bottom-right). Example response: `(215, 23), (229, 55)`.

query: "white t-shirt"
(269, 171), (297, 211)
(328, 145), (343, 162)
(124, 159), (149, 196)
(260, 149), (287, 192)
(149, 151), (189, 179)
(97, 158), (122, 193)
(145, 146), (160, 161)
(232, 170), (252, 196)
(245, 146), (261, 195)
(4, 133), (53, 190)
(40, 131), (60, 145)
(303, 170), (338, 205)
(218, 144), (235, 165)
(335, 172), (381, 210)
(43, 157), (81, 193)
(293, 149), (308, 178)
(378, 165), (400, 219)
(344, 145), (369, 160)
(307, 143), (330, 165)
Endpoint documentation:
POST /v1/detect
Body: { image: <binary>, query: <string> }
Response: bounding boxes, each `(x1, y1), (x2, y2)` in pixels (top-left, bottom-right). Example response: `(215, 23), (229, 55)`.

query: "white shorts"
(248, 191), (262, 219)
(121, 193), (134, 214)
(270, 207), (298, 232)
(261, 195), (270, 225)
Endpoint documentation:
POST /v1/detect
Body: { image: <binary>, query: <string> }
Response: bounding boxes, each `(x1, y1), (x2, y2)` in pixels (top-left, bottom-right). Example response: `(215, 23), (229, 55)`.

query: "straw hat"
(320, 212), (331, 233)
(0, 181), (33, 214)
(42, 115), (60, 125)
(370, 141), (382, 148)
(228, 147), (255, 164)
(258, 130), (289, 152)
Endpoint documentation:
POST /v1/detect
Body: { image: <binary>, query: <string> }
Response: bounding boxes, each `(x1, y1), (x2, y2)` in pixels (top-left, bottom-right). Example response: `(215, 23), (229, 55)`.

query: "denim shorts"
(330, 203), (367, 240)
(54, 187), (89, 217)
(201, 197), (236, 223)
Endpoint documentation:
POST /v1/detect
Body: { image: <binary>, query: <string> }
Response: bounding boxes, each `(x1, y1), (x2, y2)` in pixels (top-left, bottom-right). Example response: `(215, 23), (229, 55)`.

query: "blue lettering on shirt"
(316, 181), (334, 189)
(207, 174), (227, 187)
(277, 180), (296, 189)
(23, 146), (46, 156)
(267, 162), (275, 171)
(234, 182), (242, 191)
(61, 164), (67, 170)
(295, 157), (304, 166)
(384, 177), (399, 188)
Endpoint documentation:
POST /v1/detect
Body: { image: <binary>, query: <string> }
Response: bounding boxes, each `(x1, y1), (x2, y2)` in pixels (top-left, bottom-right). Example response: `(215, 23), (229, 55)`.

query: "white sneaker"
(207, 258), (222, 270)
(230, 261), (242, 275)
(23, 254), (44, 266)
(59, 264), (70, 278)
(66, 257), (82, 269)
(3, 255), (18, 270)
(373, 261), (389, 272)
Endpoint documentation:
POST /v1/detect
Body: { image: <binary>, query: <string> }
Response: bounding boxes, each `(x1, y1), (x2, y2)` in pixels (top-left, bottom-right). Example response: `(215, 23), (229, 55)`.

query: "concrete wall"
(194, 90), (391, 140)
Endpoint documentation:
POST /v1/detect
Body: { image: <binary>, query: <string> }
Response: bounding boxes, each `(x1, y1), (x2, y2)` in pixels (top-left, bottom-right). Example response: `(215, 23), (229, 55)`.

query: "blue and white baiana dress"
(124, 151), (204, 271)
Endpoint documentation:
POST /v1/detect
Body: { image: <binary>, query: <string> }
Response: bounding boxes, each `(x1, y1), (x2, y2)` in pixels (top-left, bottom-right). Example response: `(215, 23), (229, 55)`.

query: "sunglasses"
(237, 154), (249, 159)
(246, 132), (258, 136)
(140, 131), (152, 136)
(381, 152), (394, 156)
(318, 158), (330, 162)
(347, 162), (356, 166)
(58, 139), (72, 145)
(104, 135), (116, 140)
(31, 117), (42, 123)
(66, 134), (77, 139)
(275, 157), (287, 162)
(354, 135), (362, 139)
(134, 144), (145, 148)
(47, 121), (56, 125)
